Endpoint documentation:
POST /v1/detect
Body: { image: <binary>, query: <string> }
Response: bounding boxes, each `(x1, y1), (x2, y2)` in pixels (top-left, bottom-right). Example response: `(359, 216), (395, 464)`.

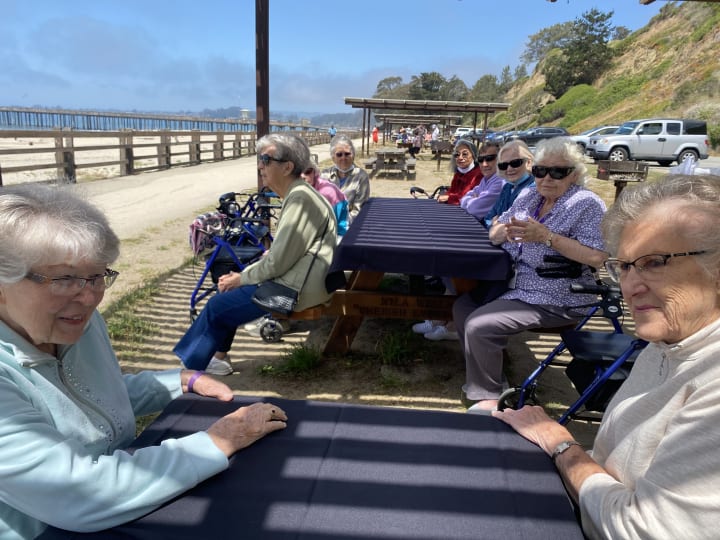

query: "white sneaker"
(424, 326), (459, 341)
(243, 317), (265, 333)
(205, 356), (233, 376)
(412, 320), (435, 334)
(243, 318), (290, 337)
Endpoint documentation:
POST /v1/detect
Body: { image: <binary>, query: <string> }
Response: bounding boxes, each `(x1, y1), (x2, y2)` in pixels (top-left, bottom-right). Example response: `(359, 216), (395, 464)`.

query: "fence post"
(213, 131), (224, 161)
(55, 129), (77, 183)
(233, 133), (242, 158)
(189, 131), (201, 164)
(158, 132), (171, 169)
(119, 130), (134, 176)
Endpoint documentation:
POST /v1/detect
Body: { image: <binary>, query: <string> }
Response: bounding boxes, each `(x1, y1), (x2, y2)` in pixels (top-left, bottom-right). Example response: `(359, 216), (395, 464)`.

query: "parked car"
(453, 127), (473, 138)
(585, 118), (709, 166)
(570, 125), (620, 151)
(508, 126), (570, 146)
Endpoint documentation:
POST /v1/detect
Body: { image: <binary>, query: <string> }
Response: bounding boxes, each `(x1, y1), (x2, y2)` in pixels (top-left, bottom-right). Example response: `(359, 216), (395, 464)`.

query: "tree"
(374, 77), (404, 97)
(408, 72), (447, 101)
(469, 75), (501, 102)
(543, 9), (616, 97)
(441, 76), (469, 102)
(521, 22), (575, 66)
(499, 66), (514, 94)
(513, 64), (528, 81)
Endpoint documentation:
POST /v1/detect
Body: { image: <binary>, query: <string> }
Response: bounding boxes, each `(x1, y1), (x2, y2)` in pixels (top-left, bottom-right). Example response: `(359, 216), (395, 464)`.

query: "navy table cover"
(40, 394), (583, 540)
(333, 197), (511, 280)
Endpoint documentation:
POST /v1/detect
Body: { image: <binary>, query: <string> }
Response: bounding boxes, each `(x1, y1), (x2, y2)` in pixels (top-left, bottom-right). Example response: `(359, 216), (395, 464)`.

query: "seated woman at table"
(495, 174), (720, 539)
(459, 141), (505, 220)
(453, 137), (607, 411)
(436, 139), (483, 205)
(0, 184), (288, 540)
(302, 163), (348, 238)
(482, 139), (535, 227)
(322, 135), (370, 223)
(175, 134), (337, 375)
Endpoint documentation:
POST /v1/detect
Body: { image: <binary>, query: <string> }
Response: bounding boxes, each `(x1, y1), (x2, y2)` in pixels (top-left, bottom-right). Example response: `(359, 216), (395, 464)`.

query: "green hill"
(497, 1), (720, 146)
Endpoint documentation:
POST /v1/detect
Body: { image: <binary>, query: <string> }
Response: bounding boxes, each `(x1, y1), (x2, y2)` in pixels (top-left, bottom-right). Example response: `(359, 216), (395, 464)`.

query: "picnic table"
(373, 149), (408, 178)
(323, 197), (511, 354)
(39, 393), (584, 539)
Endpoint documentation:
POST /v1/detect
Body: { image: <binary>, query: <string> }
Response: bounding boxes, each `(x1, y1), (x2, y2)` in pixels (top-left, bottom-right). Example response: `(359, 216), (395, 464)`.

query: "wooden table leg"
(323, 271), (384, 355)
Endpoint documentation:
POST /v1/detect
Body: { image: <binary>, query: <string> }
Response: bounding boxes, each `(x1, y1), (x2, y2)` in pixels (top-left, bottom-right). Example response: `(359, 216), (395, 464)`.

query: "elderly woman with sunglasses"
(453, 137), (608, 411)
(459, 141), (505, 220)
(0, 184), (288, 539)
(175, 134), (337, 375)
(481, 139), (536, 227)
(495, 174), (720, 540)
(322, 135), (370, 223)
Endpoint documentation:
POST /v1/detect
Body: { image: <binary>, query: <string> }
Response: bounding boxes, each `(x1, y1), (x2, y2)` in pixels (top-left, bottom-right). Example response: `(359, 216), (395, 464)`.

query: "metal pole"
(255, 0), (269, 191)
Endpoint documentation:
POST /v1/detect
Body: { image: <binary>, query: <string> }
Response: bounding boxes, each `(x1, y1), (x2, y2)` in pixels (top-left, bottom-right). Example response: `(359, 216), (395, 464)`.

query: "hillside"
(498, 1), (720, 138)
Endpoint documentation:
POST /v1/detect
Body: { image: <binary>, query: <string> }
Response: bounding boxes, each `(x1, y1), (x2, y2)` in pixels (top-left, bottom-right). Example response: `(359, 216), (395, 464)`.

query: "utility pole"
(255, 0), (269, 191)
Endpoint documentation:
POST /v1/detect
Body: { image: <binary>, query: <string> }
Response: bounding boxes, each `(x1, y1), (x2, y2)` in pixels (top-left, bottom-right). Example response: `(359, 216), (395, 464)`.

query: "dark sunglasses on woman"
(532, 165), (575, 180)
(497, 158), (526, 171)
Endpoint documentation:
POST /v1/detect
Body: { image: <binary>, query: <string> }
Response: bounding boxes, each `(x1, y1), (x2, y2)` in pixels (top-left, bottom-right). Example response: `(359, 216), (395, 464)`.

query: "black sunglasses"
(532, 165), (575, 180)
(335, 152), (352, 158)
(258, 154), (287, 165)
(497, 158), (526, 170)
(477, 154), (497, 163)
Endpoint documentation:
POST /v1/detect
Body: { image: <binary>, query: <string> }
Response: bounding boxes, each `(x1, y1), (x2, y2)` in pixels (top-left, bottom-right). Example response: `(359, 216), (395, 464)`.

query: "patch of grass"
(377, 329), (414, 367)
(104, 284), (159, 342)
(259, 344), (323, 377)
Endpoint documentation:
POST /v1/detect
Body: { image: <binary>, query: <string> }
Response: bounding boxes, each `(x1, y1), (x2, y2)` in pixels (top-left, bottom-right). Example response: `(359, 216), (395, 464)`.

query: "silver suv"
(585, 118), (709, 166)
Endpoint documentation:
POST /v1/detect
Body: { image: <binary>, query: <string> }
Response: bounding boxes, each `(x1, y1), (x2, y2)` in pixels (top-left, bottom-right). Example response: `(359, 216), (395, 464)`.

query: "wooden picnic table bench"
(431, 140), (454, 171)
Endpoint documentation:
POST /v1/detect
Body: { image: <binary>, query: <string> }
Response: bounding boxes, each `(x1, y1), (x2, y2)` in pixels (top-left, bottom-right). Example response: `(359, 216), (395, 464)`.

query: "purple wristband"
(187, 371), (204, 393)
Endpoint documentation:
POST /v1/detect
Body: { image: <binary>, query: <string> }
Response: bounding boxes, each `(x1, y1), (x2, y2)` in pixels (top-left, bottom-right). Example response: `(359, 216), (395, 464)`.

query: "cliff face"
(502, 2), (720, 133)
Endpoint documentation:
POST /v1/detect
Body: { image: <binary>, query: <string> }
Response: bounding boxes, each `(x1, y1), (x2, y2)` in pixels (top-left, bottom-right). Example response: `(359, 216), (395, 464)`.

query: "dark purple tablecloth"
(334, 197), (511, 280)
(40, 394), (583, 540)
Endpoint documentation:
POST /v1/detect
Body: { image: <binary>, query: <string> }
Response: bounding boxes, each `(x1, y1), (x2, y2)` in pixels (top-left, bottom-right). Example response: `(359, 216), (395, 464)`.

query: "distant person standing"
(432, 124), (440, 141)
(328, 125), (337, 139)
(409, 129), (422, 158)
(372, 126), (379, 146)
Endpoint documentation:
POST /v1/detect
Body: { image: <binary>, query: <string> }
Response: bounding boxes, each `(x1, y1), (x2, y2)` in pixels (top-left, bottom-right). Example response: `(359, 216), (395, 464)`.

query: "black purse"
(252, 220), (329, 315)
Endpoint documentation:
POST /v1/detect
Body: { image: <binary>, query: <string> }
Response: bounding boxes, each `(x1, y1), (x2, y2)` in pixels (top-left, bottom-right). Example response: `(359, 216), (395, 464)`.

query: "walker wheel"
(497, 387), (537, 411)
(259, 320), (283, 343)
(190, 309), (198, 323)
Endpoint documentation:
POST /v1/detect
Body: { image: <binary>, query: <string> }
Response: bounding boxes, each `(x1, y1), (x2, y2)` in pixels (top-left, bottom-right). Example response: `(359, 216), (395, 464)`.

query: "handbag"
(252, 219), (329, 315)
(251, 280), (299, 316)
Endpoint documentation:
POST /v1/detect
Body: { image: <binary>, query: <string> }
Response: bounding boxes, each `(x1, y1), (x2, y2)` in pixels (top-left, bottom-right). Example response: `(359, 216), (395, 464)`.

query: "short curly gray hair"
(533, 137), (588, 186)
(601, 174), (720, 276)
(0, 184), (119, 284)
(257, 133), (311, 177)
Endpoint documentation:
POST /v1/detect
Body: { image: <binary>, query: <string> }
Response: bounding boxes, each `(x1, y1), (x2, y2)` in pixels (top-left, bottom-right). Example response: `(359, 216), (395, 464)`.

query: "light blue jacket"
(0, 311), (227, 539)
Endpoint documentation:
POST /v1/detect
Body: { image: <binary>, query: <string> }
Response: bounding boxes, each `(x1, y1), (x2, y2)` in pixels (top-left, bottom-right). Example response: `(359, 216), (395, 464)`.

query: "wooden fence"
(0, 129), (331, 185)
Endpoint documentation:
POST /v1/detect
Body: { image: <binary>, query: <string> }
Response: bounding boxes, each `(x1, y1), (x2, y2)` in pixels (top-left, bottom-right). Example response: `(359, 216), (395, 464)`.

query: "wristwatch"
(551, 440), (582, 462)
(545, 232), (554, 247)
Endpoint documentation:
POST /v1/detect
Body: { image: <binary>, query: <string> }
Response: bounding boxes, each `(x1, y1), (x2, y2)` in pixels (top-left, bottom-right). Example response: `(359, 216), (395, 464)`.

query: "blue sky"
(0, 0), (666, 115)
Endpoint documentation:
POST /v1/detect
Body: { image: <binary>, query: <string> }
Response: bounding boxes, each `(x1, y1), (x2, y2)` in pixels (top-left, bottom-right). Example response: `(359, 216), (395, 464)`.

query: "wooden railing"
(0, 128), (332, 185)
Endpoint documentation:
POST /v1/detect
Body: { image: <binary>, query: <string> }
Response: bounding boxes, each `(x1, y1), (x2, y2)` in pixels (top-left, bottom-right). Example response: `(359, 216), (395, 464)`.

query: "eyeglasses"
(532, 165), (575, 180)
(25, 268), (120, 296)
(453, 151), (473, 158)
(335, 152), (353, 158)
(604, 251), (708, 283)
(497, 158), (526, 171)
(258, 154), (287, 165)
(477, 154), (497, 163)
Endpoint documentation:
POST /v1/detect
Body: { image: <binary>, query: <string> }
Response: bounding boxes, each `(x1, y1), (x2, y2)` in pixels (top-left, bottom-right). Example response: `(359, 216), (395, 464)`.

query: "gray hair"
(601, 174), (720, 275)
(0, 184), (119, 284)
(533, 137), (588, 186)
(498, 139), (533, 164)
(257, 133), (311, 177)
(329, 135), (356, 157)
